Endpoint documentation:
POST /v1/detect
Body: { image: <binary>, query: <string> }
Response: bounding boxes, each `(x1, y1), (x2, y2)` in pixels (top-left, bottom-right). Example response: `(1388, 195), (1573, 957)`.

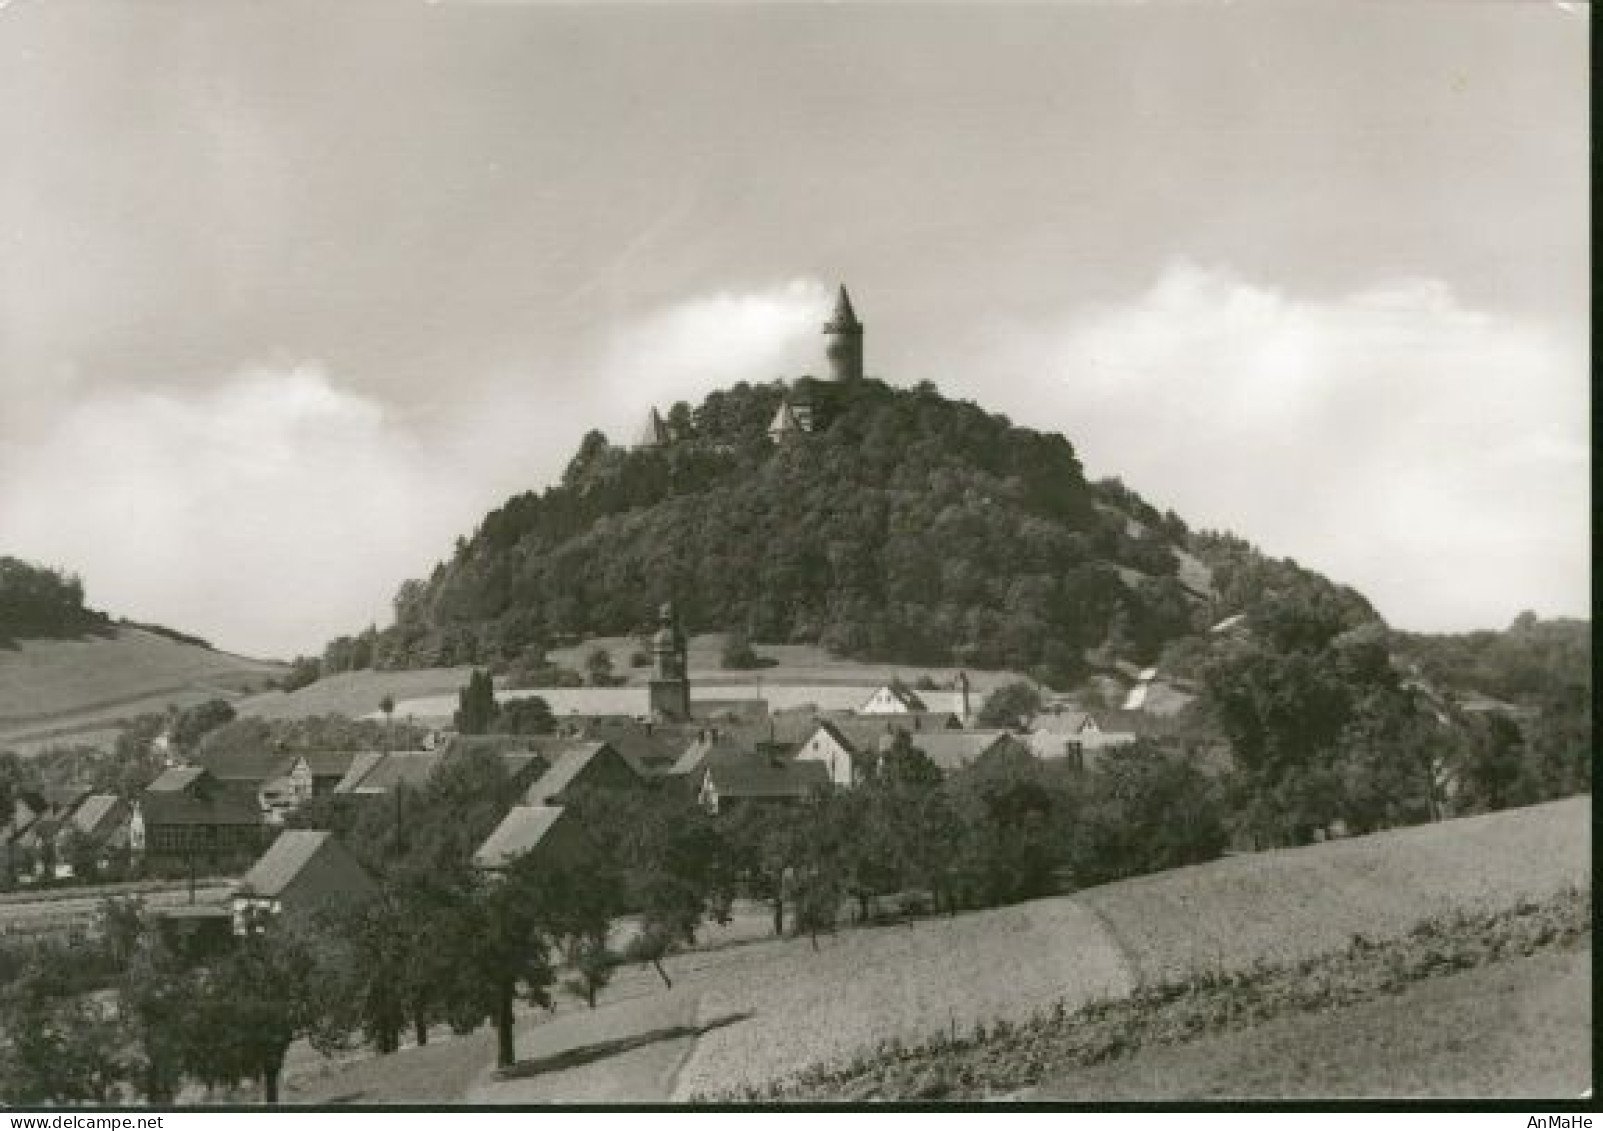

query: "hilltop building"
(823, 284), (864, 382)
(767, 396), (813, 443)
(633, 406), (672, 450)
(768, 284), (864, 444)
(648, 602), (691, 722)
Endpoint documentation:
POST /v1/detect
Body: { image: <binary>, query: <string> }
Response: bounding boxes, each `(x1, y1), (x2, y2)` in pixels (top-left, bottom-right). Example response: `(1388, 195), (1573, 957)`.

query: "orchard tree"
(185, 922), (350, 1103)
(459, 856), (620, 1069)
(575, 789), (735, 989)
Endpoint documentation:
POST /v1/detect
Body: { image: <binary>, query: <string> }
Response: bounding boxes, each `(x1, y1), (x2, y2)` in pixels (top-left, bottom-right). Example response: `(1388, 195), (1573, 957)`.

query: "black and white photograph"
(0, 0), (1589, 1109)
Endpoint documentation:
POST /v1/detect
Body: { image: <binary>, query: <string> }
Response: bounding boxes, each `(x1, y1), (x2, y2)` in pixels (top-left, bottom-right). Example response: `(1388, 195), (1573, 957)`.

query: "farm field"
(1033, 942), (1591, 1100)
(236, 667), (479, 721)
(235, 638), (1027, 724)
(288, 796), (1589, 1104)
(0, 628), (284, 751)
(1076, 794), (1591, 986)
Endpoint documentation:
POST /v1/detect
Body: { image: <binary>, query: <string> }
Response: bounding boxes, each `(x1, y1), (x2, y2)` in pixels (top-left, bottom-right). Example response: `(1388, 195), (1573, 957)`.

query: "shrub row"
(704, 885), (1591, 1101)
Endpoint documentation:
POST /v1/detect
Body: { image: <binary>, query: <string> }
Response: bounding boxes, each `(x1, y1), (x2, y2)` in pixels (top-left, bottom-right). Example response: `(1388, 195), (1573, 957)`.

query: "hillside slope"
(344, 378), (1376, 689)
(0, 626), (285, 750)
(286, 796), (1587, 1103)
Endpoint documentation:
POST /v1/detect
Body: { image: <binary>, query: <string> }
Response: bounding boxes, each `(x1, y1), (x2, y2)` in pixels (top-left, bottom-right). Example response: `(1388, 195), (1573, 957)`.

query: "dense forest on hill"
(1391, 614), (1591, 706)
(0, 558), (108, 643)
(339, 378), (1378, 688)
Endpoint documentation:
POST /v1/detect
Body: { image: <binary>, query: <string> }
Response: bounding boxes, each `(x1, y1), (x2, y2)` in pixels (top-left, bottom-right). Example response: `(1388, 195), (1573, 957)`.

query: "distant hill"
(0, 625), (286, 754)
(343, 378), (1378, 690)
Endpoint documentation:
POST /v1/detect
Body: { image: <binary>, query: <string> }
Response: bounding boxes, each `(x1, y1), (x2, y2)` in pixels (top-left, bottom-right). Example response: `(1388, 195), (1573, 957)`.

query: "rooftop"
(472, 805), (569, 870)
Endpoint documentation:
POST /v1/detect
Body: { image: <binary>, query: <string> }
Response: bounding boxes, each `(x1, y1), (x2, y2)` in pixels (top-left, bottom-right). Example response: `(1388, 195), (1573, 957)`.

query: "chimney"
(959, 671), (972, 719)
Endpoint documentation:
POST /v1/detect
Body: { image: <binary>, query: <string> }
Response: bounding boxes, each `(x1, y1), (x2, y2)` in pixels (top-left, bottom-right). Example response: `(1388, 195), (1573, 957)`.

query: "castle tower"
(823, 284), (864, 382)
(632, 406), (671, 450)
(648, 601), (690, 721)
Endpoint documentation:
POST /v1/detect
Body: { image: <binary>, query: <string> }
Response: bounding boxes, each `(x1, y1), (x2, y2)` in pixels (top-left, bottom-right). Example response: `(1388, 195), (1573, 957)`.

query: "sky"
(0, 0), (1588, 659)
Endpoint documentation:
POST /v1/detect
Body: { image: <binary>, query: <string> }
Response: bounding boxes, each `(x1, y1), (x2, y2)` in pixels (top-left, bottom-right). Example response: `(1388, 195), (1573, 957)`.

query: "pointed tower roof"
(632, 406), (670, 449)
(823, 285), (861, 333)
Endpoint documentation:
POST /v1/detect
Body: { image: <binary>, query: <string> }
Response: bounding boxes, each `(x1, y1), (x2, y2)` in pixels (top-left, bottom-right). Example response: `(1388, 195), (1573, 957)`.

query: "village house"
(131, 766), (265, 876)
(196, 744), (359, 824)
(577, 718), (701, 776)
(50, 793), (131, 879)
(522, 740), (641, 806)
(233, 829), (378, 934)
(332, 749), (447, 797)
(666, 728), (751, 779)
(472, 805), (592, 875)
(793, 713), (963, 787)
(791, 720), (867, 787)
(695, 756), (830, 816)
(857, 683), (929, 715)
(897, 730), (1031, 776)
(257, 751), (360, 823)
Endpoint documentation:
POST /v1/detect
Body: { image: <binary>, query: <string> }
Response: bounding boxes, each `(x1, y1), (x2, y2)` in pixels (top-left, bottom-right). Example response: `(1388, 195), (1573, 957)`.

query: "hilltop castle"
(767, 284), (862, 443)
(822, 285), (864, 383)
(635, 284), (865, 449)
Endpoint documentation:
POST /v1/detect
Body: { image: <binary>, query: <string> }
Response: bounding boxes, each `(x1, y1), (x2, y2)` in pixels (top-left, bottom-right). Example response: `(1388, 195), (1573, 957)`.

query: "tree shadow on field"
(493, 1012), (753, 1081)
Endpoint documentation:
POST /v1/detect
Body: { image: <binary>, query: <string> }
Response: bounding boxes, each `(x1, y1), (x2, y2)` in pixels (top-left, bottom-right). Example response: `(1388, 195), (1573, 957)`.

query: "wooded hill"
(352, 378), (1379, 689)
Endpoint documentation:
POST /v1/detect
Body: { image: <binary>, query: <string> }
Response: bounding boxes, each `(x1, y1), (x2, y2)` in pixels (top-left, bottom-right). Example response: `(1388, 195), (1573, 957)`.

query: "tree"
(1201, 641), (1355, 846)
(720, 631), (774, 670)
(0, 988), (126, 1104)
(280, 657), (321, 692)
(459, 858), (619, 1069)
(874, 732), (943, 790)
(726, 805), (809, 937)
(977, 680), (1042, 729)
(0, 930), (128, 1100)
(1451, 712), (1537, 814)
(184, 922), (349, 1103)
(1071, 742), (1226, 886)
(584, 648), (617, 688)
(944, 748), (1069, 906)
(561, 934), (618, 1010)
(453, 669), (499, 735)
(108, 904), (195, 1103)
(491, 696), (556, 736)
(171, 699), (238, 753)
(575, 790), (734, 989)
(0, 558), (101, 641)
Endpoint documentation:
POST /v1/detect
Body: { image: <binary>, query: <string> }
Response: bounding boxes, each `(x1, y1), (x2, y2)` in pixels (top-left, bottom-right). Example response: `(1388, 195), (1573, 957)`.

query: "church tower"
(823, 284), (864, 382)
(648, 601), (691, 721)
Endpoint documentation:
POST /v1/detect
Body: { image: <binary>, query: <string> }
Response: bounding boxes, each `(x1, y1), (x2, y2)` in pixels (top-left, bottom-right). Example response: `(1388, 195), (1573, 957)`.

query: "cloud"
(959, 261), (1588, 631)
(592, 279), (831, 417)
(0, 281), (836, 658)
(0, 366), (472, 659)
(1, 269), (1579, 658)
